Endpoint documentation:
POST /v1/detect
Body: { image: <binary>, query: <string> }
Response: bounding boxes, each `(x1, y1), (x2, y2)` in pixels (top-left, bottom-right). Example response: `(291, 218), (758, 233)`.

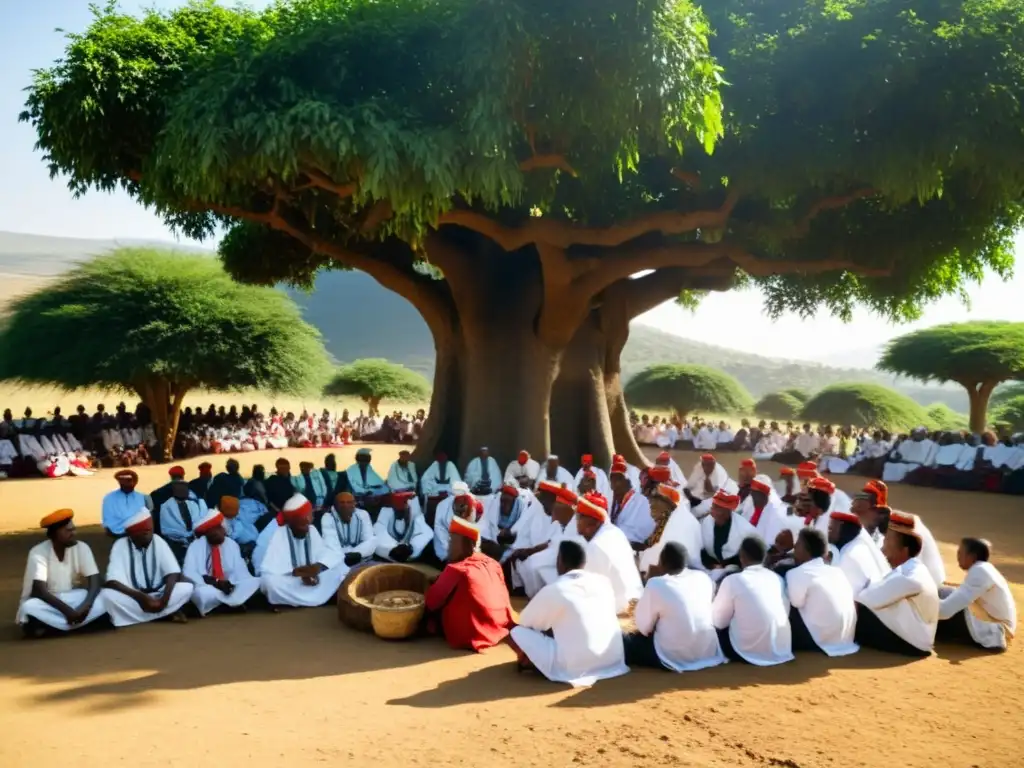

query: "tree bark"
(134, 378), (187, 463)
(967, 381), (998, 433)
(367, 396), (382, 417)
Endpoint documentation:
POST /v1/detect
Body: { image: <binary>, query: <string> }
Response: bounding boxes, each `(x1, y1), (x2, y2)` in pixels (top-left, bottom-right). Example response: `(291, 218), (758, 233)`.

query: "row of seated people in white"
(752, 427), (822, 462)
(883, 432), (1024, 482)
(102, 426), (157, 451)
(0, 432), (93, 477)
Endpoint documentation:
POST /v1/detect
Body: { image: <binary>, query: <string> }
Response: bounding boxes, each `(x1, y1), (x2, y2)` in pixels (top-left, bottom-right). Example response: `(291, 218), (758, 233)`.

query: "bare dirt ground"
(0, 445), (1022, 768)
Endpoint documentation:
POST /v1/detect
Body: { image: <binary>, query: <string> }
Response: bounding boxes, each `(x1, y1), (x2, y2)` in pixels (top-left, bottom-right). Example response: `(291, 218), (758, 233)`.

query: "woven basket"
(337, 562), (440, 632)
(370, 590), (426, 640)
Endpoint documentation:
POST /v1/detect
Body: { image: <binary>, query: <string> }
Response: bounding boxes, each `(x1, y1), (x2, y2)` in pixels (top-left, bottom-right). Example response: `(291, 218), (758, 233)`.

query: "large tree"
(625, 364), (752, 418)
(801, 383), (929, 433)
(878, 321), (1024, 432)
(22, 0), (1024, 467)
(0, 248), (329, 459)
(324, 359), (431, 416)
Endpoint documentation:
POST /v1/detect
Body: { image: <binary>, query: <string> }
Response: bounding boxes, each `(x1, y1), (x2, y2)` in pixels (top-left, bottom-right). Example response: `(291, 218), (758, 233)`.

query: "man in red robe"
(425, 516), (515, 652)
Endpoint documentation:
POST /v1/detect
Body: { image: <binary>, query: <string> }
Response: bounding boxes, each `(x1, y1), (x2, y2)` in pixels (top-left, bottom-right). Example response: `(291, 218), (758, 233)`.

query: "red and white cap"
(711, 489), (740, 511)
(829, 509), (860, 524)
(888, 509), (919, 537)
(576, 492), (608, 522)
(808, 476), (836, 495)
(655, 484), (681, 506)
(555, 486), (579, 506)
(449, 516), (481, 544)
(282, 493), (313, 521)
(195, 509), (225, 535)
(750, 477), (773, 495)
(797, 461), (819, 479)
(537, 480), (561, 495)
(124, 508), (153, 534)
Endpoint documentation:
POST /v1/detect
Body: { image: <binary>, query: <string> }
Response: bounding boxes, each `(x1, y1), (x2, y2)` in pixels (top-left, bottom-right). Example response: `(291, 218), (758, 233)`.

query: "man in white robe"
(882, 428), (937, 483)
(626, 541), (726, 671)
(609, 453), (643, 492)
(513, 483), (580, 596)
(653, 451), (686, 487)
(374, 491), (433, 562)
(574, 454), (611, 500)
(684, 454), (729, 509)
(432, 481), (475, 563)
(292, 460), (331, 517)
(258, 494), (347, 607)
(508, 539), (629, 687)
(464, 446), (503, 497)
(537, 455), (575, 488)
(786, 528), (858, 656)
(574, 491), (643, 614)
(775, 467), (800, 503)
(420, 451), (461, 520)
(701, 489), (759, 584)
(320, 491), (377, 569)
(693, 424), (717, 451)
(183, 509), (260, 616)
(794, 424), (819, 458)
(387, 449), (419, 494)
(712, 536), (794, 666)
(828, 509), (890, 597)
(17, 509), (106, 636)
(938, 537), (1016, 651)
(479, 484), (530, 562)
(890, 510), (945, 586)
(159, 479), (209, 562)
(855, 513), (939, 657)
(607, 461), (655, 546)
(639, 484), (703, 575)
(345, 448), (390, 499)
(742, 475), (790, 542)
(102, 510), (194, 627)
(504, 450), (540, 489)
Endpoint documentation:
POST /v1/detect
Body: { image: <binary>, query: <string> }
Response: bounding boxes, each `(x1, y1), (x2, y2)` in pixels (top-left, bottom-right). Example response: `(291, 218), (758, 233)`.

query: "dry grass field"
(0, 443), (1022, 768)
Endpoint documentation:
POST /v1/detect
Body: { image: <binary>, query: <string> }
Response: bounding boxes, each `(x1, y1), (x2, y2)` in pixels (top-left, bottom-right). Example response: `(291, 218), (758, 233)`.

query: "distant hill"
(0, 230), (969, 411)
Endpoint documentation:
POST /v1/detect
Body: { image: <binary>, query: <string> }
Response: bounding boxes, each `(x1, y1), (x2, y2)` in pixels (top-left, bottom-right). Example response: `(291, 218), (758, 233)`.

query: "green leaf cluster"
(323, 358), (431, 404)
(625, 363), (753, 416)
(925, 403), (969, 431)
(800, 382), (930, 432)
(992, 395), (1024, 431)
(878, 321), (1024, 385)
(754, 391), (804, 420)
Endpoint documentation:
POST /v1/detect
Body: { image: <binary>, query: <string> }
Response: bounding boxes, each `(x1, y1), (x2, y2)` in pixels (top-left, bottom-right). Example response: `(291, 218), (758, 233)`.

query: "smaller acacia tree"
(783, 388), (812, 405)
(878, 322), (1024, 433)
(0, 248), (329, 459)
(323, 359), (430, 416)
(625, 364), (752, 419)
(993, 395), (1024, 432)
(755, 392), (804, 420)
(800, 383), (928, 432)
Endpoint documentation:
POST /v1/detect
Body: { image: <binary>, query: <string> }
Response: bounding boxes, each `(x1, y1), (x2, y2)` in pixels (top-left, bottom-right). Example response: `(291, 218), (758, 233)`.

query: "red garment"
(424, 552), (514, 652)
(750, 506), (764, 527)
(210, 545), (225, 581)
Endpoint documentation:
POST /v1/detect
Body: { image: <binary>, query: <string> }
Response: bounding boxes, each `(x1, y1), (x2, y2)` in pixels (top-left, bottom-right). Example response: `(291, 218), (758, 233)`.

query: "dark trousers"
(622, 631), (669, 670)
(854, 603), (930, 658)
(935, 609), (976, 645)
(789, 607), (825, 653)
(716, 628), (745, 662)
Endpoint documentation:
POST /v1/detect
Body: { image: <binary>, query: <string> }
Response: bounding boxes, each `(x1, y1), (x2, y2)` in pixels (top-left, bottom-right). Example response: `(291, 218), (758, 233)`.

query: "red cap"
(740, 458), (756, 469)
(750, 478), (773, 495)
(657, 451), (671, 464)
(555, 486), (578, 506)
(168, 465), (185, 477)
(780, 467), (796, 477)
(576, 492), (608, 522)
(808, 477), (836, 495)
(797, 461), (819, 479)
(648, 466), (671, 483)
(581, 454), (593, 466)
(700, 453), (715, 462)
(537, 480), (561, 495)
(449, 516), (481, 544)
(830, 510), (860, 524)
(501, 484), (519, 498)
(610, 460), (628, 475)
(195, 512), (225, 535)
(655, 484), (681, 506)
(711, 489), (740, 511)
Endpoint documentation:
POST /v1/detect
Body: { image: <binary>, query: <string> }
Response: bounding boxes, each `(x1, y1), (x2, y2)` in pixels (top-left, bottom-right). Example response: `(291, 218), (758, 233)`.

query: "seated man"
(514, 484), (580, 597)
(683, 453), (729, 510)
(575, 491), (643, 614)
(775, 467), (799, 504)
(464, 446), (503, 498)
(345, 448), (390, 517)
(183, 509), (261, 616)
(828, 509), (890, 597)
(882, 428), (937, 483)
(504, 450), (540, 490)
(425, 517), (515, 652)
(374, 491), (434, 562)
(321, 492), (376, 569)
(701, 489), (759, 583)
(387, 449), (419, 494)
(432, 482), (475, 563)
(292, 460), (331, 522)
(574, 454), (611, 500)
(608, 461), (655, 548)
(149, 465), (189, 523)
(221, 495), (260, 560)
(712, 536), (794, 666)
(188, 462), (214, 500)
(639, 484), (702, 577)
(855, 513), (939, 657)
(102, 510), (194, 627)
(17, 509), (106, 637)
(422, 451), (462, 520)
(508, 540), (629, 687)
(537, 454), (575, 487)
(159, 478), (210, 562)
(627, 542), (726, 672)
(785, 528), (859, 656)
(937, 537), (1016, 651)
(101, 469), (152, 537)
(479, 484), (529, 562)
(258, 494), (347, 608)
(609, 453), (643, 491)
(740, 475), (790, 548)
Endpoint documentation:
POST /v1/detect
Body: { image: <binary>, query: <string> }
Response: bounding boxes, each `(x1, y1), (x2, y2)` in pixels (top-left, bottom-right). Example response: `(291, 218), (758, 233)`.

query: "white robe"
(907, 514), (946, 586)
(321, 508), (377, 563)
(939, 562), (1017, 650)
(478, 493), (530, 560)
(257, 526), (346, 607)
(574, 466), (612, 500)
(634, 570), (726, 672)
(882, 438), (937, 483)
(856, 556), (939, 653)
(182, 536), (261, 616)
(701, 512), (759, 584)
(421, 460), (462, 498)
(518, 518), (578, 597)
(504, 458), (540, 487)
(511, 570), (629, 687)
(639, 501), (704, 574)
(607, 462), (643, 491)
(102, 536), (194, 627)
(345, 463), (389, 496)
(373, 507), (433, 561)
(584, 522), (643, 613)
(464, 456), (503, 493)
(693, 427), (717, 451)
(536, 465), (576, 488)
(685, 461), (730, 501)
(739, 493), (790, 550)
(609, 491), (655, 544)
(16, 540), (107, 629)
(785, 557), (859, 656)
(712, 565), (794, 666)
(386, 460), (419, 492)
(834, 529), (890, 597)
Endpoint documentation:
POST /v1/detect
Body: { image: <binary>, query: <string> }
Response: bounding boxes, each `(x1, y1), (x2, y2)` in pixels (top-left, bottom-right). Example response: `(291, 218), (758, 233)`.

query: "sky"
(2, 1), (1022, 368)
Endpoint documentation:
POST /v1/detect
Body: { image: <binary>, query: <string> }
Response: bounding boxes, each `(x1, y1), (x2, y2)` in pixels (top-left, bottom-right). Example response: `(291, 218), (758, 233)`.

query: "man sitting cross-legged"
(102, 509), (194, 627)
(321, 491), (377, 570)
(514, 483), (580, 597)
(937, 537), (1016, 651)
(258, 494), (347, 608)
(575, 491), (643, 614)
(508, 540), (629, 687)
(424, 517), (515, 652)
(183, 509), (261, 617)
(17, 509), (107, 637)
(785, 528), (859, 657)
(625, 542), (726, 672)
(374, 491), (433, 563)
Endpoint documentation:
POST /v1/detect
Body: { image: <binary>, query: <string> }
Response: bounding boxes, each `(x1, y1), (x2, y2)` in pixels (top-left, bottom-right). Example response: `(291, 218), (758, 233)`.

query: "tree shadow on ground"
(386, 646), (919, 710)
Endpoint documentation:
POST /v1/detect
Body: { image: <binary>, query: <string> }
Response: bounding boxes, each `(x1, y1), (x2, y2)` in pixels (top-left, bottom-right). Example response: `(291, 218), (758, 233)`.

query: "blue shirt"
(228, 498), (264, 546)
(101, 490), (149, 535)
(346, 463), (388, 496)
(159, 497), (209, 544)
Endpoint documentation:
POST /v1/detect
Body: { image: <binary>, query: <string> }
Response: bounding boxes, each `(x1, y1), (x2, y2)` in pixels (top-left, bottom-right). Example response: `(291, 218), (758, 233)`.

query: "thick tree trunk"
(968, 381), (997, 433)
(134, 380), (186, 463)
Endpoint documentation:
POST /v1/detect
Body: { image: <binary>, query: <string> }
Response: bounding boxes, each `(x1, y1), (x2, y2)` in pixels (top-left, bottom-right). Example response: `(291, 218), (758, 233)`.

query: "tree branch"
(670, 168), (701, 188)
(519, 154), (577, 176)
(301, 169), (357, 200)
(785, 187), (877, 240)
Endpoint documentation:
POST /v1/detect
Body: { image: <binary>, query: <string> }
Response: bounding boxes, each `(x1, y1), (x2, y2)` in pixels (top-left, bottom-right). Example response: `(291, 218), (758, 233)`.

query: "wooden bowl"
(337, 562), (439, 632)
(370, 590), (426, 640)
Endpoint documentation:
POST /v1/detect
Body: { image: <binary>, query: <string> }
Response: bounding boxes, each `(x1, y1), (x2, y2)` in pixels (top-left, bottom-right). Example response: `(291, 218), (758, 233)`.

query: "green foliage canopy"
(878, 322), (1024, 387)
(782, 388), (811, 405)
(323, 359), (431, 411)
(20, 0), (1024, 324)
(993, 395), (1024, 432)
(754, 392), (803, 421)
(925, 403), (968, 432)
(800, 383), (929, 433)
(625, 363), (753, 416)
(992, 382), (1024, 409)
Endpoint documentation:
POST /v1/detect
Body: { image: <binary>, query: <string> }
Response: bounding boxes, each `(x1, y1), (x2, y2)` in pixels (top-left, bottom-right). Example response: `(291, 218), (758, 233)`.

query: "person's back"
(640, 569), (724, 671)
(586, 521), (643, 612)
(550, 571), (625, 682)
(713, 561), (793, 666)
(786, 557), (858, 656)
(428, 551), (513, 651)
